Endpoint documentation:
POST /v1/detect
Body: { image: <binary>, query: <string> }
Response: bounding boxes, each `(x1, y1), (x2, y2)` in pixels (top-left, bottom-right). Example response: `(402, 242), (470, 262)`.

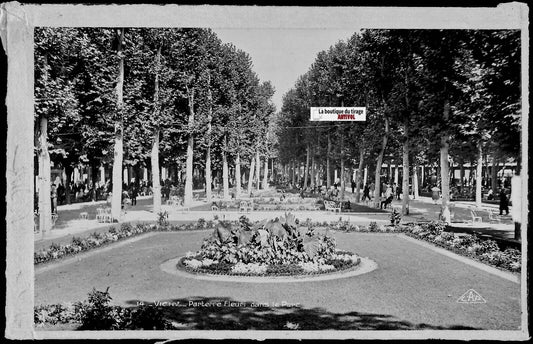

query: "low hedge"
(35, 217), (520, 274)
(325, 220), (521, 273)
(34, 218), (225, 265)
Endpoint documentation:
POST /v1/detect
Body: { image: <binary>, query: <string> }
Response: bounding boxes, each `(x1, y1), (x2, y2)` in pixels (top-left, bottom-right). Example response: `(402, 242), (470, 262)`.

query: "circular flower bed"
(177, 213), (361, 277)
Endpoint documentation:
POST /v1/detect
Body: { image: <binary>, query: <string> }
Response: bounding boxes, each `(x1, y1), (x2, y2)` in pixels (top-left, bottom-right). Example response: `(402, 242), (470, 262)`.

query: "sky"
(213, 28), (358, 112)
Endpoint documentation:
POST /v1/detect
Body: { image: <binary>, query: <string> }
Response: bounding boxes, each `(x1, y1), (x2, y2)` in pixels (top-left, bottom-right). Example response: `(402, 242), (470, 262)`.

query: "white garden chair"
(103, 207), (113, 223)
(51, 213), (59, 227)
(96, 207), (105, 222)
(469, 207), (482, 224)
(487, 209), (502, 223)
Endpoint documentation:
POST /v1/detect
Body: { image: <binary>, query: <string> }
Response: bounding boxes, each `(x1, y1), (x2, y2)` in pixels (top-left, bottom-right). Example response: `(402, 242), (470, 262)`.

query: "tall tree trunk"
(65, 165), (73, 205)
(440, 100), (451, 222)
(475, 142), (483, 207)
(304, 144), (310, 188)
(151, 128), (161, 215)
(247, 156), (256, 195)
(420, 165), (424, 189)
(355, 148), (364, 202)
(151, 44), (162, 216)
(401, 119), (410, 215)
(491, 154), (498, 192)
(236, 153), (241, 197)
(262, 157), (269, 189)
(222, 151), (229, 200)
(459, 159), (465, 187)
(310, 148), (316, 188)
(206, 146), (212, 200)
(340, 158), (346, 200)
(184, 86), (195, 205)
(326, 133), (331, 189)
(402, 143), (409, 215)
(271, 157), (275, 182)
(296, 161), (301, 186)
(413, 164), (419, 199)
(205, 73), (213, 202)
(91, 163), (98, 201)
(339, 135), (345, 199)
(290, 159), (295, 186)
(255, 150), (261, 190)
(374, 116), (389, 207)
(38, 116), (52, 233)
(111, 28), (125, 221)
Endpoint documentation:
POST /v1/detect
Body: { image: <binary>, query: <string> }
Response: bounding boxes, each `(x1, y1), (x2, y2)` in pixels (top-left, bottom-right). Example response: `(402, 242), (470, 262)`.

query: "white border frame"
(1, 1), (529, 340)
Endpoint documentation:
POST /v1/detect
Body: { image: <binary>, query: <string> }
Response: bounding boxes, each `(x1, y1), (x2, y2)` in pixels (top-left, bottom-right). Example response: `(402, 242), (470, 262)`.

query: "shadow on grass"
(125, 297), (477, 330)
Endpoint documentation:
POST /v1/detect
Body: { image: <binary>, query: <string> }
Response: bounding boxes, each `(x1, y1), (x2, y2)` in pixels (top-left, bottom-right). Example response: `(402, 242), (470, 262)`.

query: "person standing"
(431, 185), (440, 204)
(57, 182), (65, 205)
(130, 183), (138, 206)
(499, 188), (509, 215)
(50, 183), (58, 214)
(351, 180), (356, 194)
(362, 184), (371, 202)
(396, 184), (402, 200)
(511, 175), (521, 240)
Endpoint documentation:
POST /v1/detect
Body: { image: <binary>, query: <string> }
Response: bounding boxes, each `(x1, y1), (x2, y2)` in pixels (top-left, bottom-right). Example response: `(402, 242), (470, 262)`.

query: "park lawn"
(35, 231), (521, 331)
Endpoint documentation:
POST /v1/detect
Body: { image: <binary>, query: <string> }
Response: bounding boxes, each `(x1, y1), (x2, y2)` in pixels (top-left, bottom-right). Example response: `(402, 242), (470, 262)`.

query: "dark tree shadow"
(124, 297), (478, 330)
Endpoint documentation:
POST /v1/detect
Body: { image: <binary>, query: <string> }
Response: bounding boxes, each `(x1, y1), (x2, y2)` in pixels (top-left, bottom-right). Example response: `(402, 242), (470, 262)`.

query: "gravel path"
(34, 231), (521, 330)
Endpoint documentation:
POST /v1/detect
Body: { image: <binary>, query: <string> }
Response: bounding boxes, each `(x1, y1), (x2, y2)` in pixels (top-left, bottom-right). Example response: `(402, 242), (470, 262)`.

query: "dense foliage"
(275, 29), (521, 213)
(34, 27), (276, 222)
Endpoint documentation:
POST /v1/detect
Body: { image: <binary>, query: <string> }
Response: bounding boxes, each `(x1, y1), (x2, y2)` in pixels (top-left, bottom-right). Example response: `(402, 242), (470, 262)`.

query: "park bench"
(212, 200), (230, 211)
(469, 207), (483, 224)
(437, 203), (456, 222)
(324, 200), (341, 213)
(166, 195), (180, 206)
(487, 208), (503, 223)
(170, 196), (189, 212)
(239, 200), (253, 213)
(103, 207), (113, 223)
(96, 207), (106, 222)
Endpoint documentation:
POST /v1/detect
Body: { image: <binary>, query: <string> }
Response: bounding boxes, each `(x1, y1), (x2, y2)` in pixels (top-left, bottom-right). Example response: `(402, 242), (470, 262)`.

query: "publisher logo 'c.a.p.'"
(457, 289), (486, 303)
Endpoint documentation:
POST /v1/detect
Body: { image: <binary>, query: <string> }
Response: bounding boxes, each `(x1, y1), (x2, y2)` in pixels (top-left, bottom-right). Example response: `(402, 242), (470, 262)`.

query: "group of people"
(47, 178), (155, 214)
(360, 182), (401, 203)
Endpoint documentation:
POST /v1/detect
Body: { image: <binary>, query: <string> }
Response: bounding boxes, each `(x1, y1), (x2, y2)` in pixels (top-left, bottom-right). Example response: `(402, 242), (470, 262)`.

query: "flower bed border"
(34, 218), (521, 274)
(174, 254), (361, 278)
(34, 220), (219, 266)
(160, 256), (378, 283)
(329, 221), (521, 274)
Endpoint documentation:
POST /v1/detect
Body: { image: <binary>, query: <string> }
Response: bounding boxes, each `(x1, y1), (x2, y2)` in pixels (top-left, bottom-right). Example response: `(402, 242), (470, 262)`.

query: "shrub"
(368, 222), (379, 232)
(423, 221), (446, 235)
(127, 305), (172, 330)
(157, 211), (169, 227)
(79, 287), (118, 330)
(197, 218), (207, 229)
(390, 208), (401, 225)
